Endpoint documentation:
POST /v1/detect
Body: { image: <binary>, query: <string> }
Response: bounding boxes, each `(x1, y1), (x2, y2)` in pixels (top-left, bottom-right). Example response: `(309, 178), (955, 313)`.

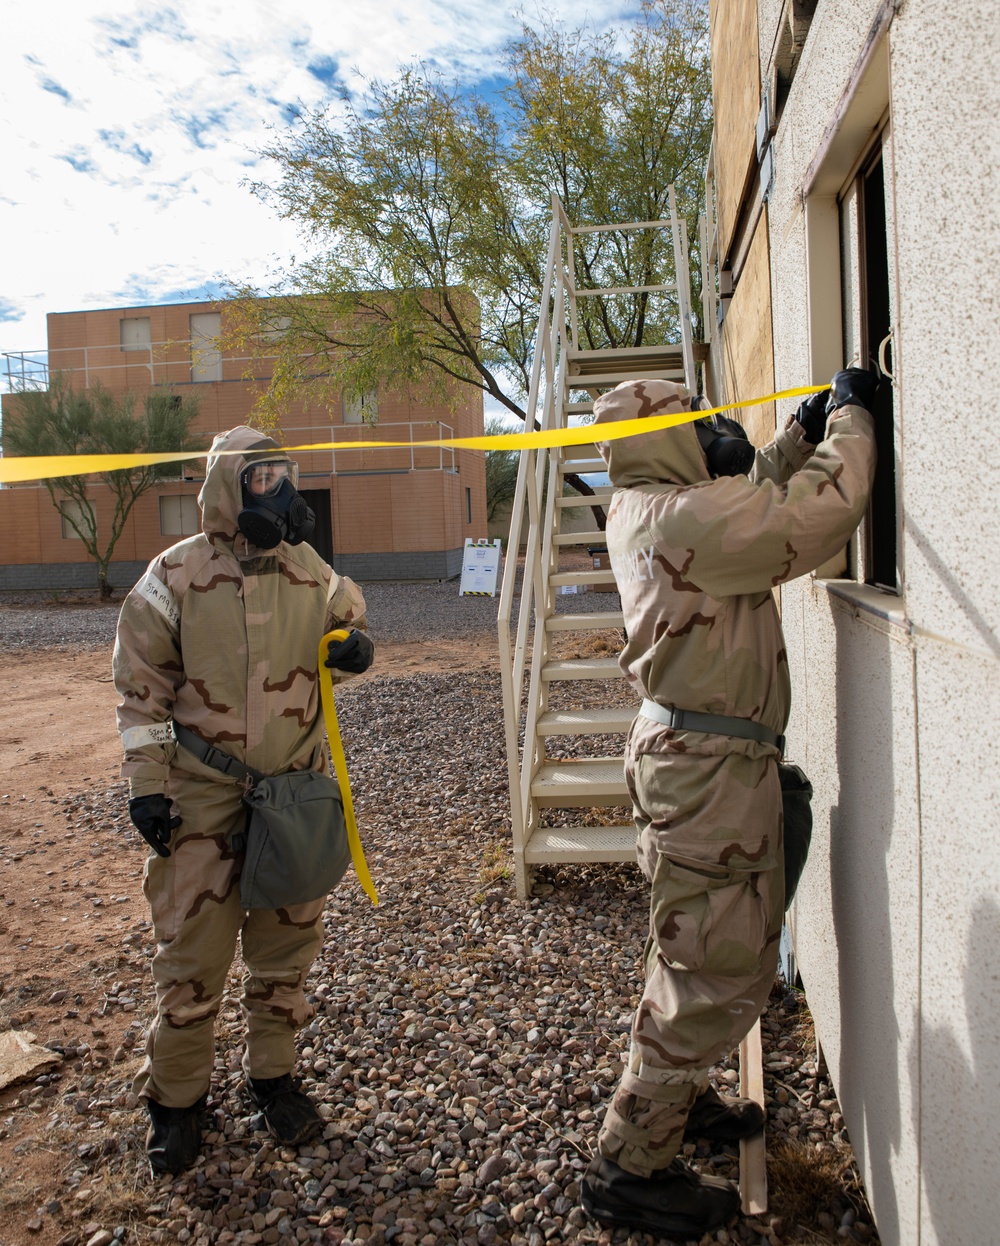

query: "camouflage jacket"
(594, 381), (876, 757)
(113, 426), (367, 798)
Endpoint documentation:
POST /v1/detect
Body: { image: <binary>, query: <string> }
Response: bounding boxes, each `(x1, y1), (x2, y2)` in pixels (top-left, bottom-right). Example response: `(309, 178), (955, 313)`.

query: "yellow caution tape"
(318, 629), (378, 906)
(0, 384), (826, 484)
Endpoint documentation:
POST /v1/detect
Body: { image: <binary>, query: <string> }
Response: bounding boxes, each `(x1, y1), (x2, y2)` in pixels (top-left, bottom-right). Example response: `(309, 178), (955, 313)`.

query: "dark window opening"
(858, 150), (898, 593)
(771, 0), (819, 122)
(465, 487), (472, 525)
(299, 489), (334, 565)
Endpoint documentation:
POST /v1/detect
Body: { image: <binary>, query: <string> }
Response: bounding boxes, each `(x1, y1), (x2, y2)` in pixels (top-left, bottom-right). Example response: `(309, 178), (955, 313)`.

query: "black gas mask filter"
(237, 458), (316, 549)
(693, 400), (755, 477)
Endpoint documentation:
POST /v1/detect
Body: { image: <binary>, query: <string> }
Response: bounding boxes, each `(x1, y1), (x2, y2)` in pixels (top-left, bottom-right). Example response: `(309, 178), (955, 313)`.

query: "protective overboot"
(683, 1084), (765, 1143)
(580, 1155), (739, 1238)
(145, 1096), (205, 1175)
(248, 1074), (322, 1145)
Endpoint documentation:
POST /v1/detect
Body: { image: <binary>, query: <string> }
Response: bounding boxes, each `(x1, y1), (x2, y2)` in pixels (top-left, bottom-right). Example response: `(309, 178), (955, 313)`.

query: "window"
(801, 29), (894, 596)
(160, 494), (200, 536)
(60, 499), (91, 540)
(838, 136), (898, 592)
(767, 0), (819, 125)
(466, 487), (472, 525)
(343, 388), (377, 425)
(261, 315), (292, 342)
(857, 150), (897, 592)
(190, 312), (223, 382)
(120, 317), (151, 352)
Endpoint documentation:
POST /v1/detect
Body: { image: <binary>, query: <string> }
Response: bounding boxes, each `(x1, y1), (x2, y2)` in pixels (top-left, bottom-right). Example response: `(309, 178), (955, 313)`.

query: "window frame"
(343, 388), (378, 425)
(120, 317), (151, 353)
(60, 498), (91, 540)
(159, 493), (200, 537)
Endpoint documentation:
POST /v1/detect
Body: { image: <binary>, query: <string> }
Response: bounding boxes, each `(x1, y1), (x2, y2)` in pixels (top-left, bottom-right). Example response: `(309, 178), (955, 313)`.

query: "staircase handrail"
(497, 189), (697, 875)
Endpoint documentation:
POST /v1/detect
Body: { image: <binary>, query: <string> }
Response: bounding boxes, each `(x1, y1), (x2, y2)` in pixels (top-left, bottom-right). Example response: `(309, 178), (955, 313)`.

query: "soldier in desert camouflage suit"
(579, 370), (878, 1238)
(113, 425), (372, 1174)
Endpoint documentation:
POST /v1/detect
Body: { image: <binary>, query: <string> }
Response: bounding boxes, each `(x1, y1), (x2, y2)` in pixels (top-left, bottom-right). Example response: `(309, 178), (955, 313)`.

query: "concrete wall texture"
(722, 2), (1000, 1243)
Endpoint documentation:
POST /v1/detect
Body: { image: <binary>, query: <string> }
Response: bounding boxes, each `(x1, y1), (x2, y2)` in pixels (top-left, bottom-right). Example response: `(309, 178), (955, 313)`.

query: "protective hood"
(198, 425), (284, 552)
(593, 379), (711, 488)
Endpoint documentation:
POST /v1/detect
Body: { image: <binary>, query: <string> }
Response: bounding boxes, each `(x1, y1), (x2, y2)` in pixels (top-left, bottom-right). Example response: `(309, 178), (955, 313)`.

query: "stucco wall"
(762, 1), (1000, 1243)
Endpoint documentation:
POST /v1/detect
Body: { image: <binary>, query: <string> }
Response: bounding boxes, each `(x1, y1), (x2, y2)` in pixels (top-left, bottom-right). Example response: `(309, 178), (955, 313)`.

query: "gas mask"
(694, 408), (755, 477)
(237, 459), (316, 549)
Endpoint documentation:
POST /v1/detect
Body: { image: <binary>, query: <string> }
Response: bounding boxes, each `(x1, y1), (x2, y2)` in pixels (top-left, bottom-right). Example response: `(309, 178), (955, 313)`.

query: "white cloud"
(0, 0), (638, 360)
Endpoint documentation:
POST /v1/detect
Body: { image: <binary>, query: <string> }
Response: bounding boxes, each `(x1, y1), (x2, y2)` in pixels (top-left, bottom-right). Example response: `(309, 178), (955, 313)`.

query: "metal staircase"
(497, 191), (698, 899)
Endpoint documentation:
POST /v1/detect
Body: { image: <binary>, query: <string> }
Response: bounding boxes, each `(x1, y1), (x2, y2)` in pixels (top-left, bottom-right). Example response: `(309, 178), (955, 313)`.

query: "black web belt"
(639, 698), (784, 755)
(174, 723), (266, 786)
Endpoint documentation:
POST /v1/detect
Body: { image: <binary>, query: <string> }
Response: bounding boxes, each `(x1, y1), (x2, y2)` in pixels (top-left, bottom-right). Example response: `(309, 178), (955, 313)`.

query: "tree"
(224, 0), (712, 519)
(484, 416), (522, 522)
(3, 379), (205, 599)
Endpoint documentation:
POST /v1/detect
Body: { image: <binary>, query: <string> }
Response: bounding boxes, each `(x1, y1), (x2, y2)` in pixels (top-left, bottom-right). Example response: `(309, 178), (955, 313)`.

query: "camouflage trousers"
(597, 743), (784, 1177)
(132, 769), (326, 1108)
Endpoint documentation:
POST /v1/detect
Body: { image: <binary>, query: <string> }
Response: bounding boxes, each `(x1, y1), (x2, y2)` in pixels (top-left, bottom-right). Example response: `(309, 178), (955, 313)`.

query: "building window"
(846, 141), (898, 592)
(768, 0), (819, 125)
(190, 312), (223, 383)
(60, 499), (90, 539)
(120, 317), (151, 352)
(160, 494), (200, 536)
(466, 487), (472, 525)
(261, 315), (292, 342)
(343, 388), (377, 425)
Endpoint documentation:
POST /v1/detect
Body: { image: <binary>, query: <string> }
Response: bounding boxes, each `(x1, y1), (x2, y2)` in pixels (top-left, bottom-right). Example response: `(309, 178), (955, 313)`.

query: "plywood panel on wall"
(708, 0), (760, 259)
(719, 216), (775, 439)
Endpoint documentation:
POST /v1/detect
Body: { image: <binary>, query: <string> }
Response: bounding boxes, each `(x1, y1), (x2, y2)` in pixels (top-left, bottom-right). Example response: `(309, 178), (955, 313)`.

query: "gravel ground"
(0, 585), (879, 1246)
(0, 579), (603, 652)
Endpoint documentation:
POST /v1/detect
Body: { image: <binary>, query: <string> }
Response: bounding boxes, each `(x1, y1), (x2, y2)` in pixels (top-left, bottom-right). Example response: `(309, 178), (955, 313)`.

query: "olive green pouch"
(239, 771), (350, 910)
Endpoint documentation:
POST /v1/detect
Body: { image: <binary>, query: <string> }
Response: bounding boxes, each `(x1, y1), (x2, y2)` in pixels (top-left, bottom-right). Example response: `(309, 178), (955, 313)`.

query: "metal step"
(557, 487), (613, 506)
(567, 344), (687, 376)
(566, 368), (686, 388)
(537, 706), (636, 736)
(546, 610), (624, 631)
(558, 457), (606, 475)
(553, 530), (607, 546)
(551, 569), (615, 587)
(531, 758), (629, 806)
(541, 657), (622, 682)
(524, 824), (636, 864)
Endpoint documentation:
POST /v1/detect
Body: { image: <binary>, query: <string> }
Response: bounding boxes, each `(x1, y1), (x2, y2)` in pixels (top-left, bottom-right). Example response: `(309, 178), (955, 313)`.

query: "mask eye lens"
(243, 461), (295, 497)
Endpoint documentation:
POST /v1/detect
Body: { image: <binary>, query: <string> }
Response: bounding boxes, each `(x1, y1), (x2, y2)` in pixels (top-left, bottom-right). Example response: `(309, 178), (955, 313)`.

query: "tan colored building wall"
(708, 3), (1000, 1244)
(706, 0), (776, 442)
(1, 299), (487, 586)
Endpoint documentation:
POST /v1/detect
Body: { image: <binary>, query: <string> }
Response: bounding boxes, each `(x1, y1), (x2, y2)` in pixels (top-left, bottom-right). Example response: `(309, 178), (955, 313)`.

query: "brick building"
(0, 298), (487, 590)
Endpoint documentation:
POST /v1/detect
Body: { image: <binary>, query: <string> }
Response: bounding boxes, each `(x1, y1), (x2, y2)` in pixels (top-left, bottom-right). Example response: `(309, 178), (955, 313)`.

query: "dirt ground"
(0, 635), (490, 1019)
(0, 634), (497, 1246)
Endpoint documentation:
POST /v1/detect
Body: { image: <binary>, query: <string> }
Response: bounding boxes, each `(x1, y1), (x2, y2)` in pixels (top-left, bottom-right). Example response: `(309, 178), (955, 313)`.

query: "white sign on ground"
(459, 538), (503, 596)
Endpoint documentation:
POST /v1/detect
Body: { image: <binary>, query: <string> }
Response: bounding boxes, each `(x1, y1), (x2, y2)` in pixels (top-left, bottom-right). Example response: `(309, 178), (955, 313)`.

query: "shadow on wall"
(915, 896), (1000, 1245)
(907, 518), (1000, 658)
(830, 609), (902, 1243)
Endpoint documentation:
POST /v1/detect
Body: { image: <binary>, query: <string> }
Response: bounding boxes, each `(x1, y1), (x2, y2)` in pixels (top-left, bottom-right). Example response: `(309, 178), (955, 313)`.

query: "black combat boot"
(581, 1155), (740, 1238)
(683, 1084), (765, 1142)
(145, 1095), (205, 1175)
(248, 1074), (322, 1145)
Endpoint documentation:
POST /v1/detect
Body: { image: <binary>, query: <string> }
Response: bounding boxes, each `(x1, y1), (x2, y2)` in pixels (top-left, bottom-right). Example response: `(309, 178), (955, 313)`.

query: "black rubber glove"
(128, 794), (181, 858)
(793, 389), (832, 444)
(826, 367), (879, 416)
(325, 629), (375, 675)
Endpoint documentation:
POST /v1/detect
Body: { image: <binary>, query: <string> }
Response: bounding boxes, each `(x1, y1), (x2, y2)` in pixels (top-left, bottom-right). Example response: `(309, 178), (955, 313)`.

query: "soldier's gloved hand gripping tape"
(325, 629), (375, 675)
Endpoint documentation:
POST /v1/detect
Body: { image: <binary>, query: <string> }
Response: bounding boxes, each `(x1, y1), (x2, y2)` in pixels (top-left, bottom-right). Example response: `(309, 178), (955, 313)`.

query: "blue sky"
(1, 0), (638, 364)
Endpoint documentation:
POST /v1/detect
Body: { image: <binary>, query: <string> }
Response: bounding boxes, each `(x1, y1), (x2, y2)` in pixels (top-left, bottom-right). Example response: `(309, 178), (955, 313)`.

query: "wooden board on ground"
(739, 1018), (768, 1214)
